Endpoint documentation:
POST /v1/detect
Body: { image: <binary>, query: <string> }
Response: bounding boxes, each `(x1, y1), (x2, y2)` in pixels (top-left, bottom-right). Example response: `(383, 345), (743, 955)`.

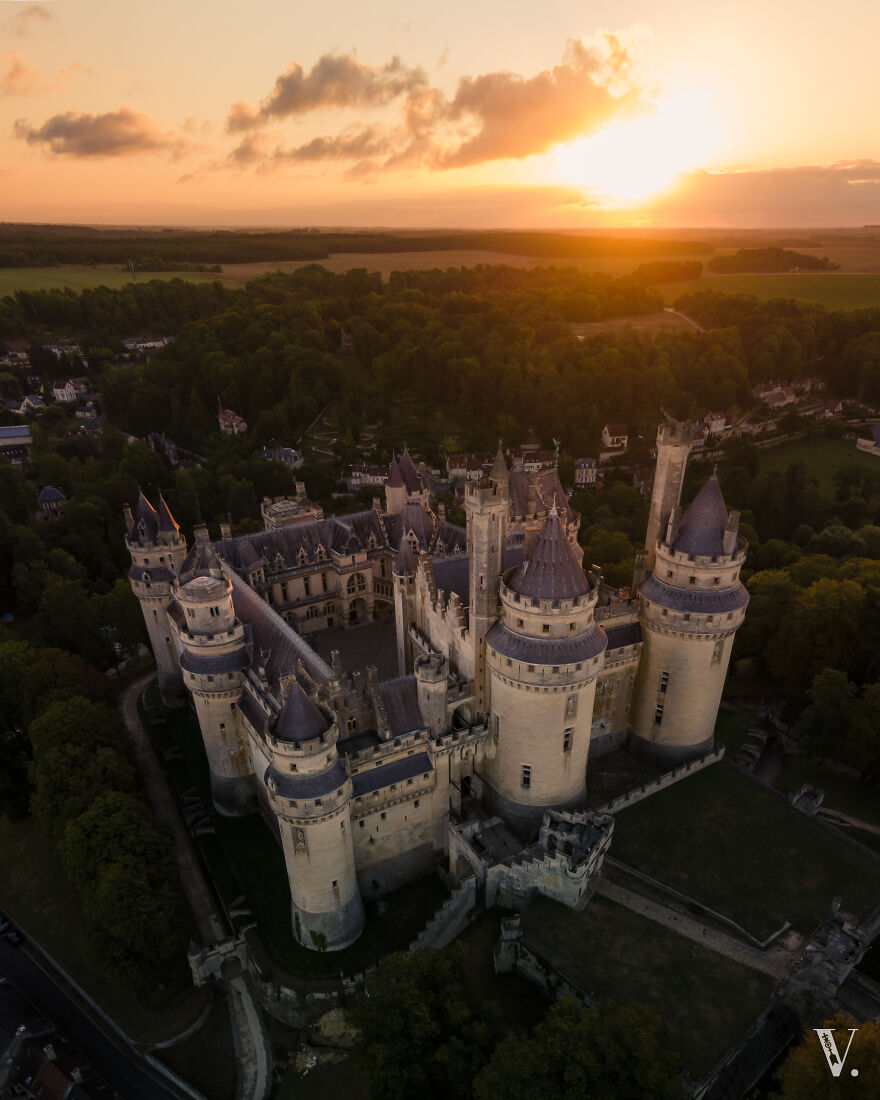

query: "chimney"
(194, 523), (210, 545)
(219, 522), (232, 540)
(438, 502), (446, 523)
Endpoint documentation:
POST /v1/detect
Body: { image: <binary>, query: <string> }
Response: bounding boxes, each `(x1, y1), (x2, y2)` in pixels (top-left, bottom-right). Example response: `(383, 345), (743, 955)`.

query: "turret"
(265, 684), (365, 950)
(415, 653), (448, 738)
(392, 533), (417, 676)
(466, 444), (509, 716)
(384, 455), (406, 516)
(484, 505), (607, 833)
(643, 421), (700, 573)
(630, 473), (749, 765)
(125, 492), (188, 706)
(174, 531), (254, 815)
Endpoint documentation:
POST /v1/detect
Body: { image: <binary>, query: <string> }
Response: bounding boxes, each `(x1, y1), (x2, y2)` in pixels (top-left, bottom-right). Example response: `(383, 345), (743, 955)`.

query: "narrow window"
(563, 729), (573, 753)
(521, 765), (531, 789)
(659, 671), (670, 696)
(322, 572), (329, 591)
(654, 705), (664, 726)
(380, 812), (386, 820)
(304, 575), (311, 597)
(713, 577), (720, 586)
(688, 576), (696, 585)
(315, 798), (322, 807)
(359, 819), (365, 828)
(542, 624), (550, 634)
(414, 800), (420, 809)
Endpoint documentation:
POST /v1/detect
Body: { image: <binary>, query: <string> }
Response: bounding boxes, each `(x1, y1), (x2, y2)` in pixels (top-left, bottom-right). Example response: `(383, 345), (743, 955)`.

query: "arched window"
(347, 573), (367, 594)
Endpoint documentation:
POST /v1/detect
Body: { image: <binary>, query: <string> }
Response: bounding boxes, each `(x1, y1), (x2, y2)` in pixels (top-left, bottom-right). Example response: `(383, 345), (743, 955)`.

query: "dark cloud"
(14, 107), (191, 157)
(223, 36), (642, 174)
(227, 53), (428, 132)
(3, 4), (54, 37)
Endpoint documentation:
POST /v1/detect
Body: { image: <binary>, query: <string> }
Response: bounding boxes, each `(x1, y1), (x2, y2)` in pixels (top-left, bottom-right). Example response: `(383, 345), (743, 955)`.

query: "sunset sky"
(2, 0), (879, 227)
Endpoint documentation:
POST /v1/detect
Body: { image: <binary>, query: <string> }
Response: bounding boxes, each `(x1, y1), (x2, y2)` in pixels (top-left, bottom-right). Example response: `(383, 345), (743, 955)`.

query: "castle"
(126, 424), (748, 951)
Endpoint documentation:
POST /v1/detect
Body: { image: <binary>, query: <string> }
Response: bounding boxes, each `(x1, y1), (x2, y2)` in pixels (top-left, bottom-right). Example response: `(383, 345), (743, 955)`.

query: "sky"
(1, 0), (879, 227)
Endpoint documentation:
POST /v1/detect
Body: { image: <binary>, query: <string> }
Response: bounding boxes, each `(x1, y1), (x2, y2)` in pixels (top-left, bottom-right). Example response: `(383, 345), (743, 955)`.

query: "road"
(0, 934), (193, 1100)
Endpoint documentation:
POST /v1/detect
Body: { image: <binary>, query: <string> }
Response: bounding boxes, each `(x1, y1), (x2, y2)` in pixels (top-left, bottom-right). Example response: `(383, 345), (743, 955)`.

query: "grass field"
(0, 813), (208, 1044)
(521, 893), (775, 1078)
(757, 437), (880, 495)
(0, 265), (223, 296)
(775, 756), (880, 830)
(663, 273), (880, 310)
(157, 998), (236, 1100)
(610, 762), (880, 938)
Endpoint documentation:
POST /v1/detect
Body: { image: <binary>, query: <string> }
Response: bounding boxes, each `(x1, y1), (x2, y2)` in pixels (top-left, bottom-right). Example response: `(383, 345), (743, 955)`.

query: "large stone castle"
(127, 424), (748, 951)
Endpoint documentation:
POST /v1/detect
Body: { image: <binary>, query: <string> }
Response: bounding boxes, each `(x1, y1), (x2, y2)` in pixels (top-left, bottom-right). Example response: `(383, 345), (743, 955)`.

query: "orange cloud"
(1, 50), (87, 96)
(14, 107), (192, 158)
(223, 36), (644, 177)
(2, 4), (54, 37)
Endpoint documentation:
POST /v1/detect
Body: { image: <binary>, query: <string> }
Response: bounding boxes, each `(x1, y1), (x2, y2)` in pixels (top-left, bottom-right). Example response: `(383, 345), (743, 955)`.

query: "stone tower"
(630, 473), (749, 764)
(485, 505), (607, 833)
(466, 444), (509, 717)
(264, 685), (365, 951)
(392, 533), (417, 676)
(384, 455), (406, 516)
(643, 421), (701, 571)
(173, 526), (255, 815)
(124, 492), (187, 707)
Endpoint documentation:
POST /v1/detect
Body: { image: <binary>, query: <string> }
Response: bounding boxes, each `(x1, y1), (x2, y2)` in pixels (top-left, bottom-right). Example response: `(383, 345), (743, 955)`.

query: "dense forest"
(0, 224), (712, 268)
(707, 247), (838, 273)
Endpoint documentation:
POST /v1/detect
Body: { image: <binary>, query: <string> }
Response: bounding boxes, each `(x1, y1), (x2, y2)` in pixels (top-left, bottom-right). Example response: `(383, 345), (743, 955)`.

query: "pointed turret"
(275, 684), (330, 743)
(393, 532), (417, 577)
(508, 507), (589, 601)
(134, 491), (158, 542)
(387, 455), (404, 487)
(490, 441), (508, 484)
(672, 474), (730, 559)
(398, 448), (421, 494)
(157, 493), (180, 535)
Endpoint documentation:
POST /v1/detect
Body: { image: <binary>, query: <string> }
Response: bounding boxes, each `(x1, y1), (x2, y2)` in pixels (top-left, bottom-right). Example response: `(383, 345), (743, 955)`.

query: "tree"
(31, 742), (136, 840)
(793, 670), (857, 760)
(768, 579), (863, 692)
(848, 683), (880, 780)
(776, 1015), (880, 1098)
(28, 696), (127, 756)
(474, 999), (685, 1100)
(350, 946), (502, 1100)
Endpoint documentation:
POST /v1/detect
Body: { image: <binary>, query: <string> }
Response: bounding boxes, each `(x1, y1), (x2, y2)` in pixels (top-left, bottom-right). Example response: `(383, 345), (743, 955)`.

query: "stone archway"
(348, 597), (368, 624)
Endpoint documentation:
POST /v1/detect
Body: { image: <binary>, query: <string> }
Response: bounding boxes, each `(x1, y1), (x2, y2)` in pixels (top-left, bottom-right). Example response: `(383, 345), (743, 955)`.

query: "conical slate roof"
(387, 455), (404, 488)
(399, 449), (421, 493)
(393, 532), (417, 576)
(38, 485), (66, 504)
(507, 506), (589, 600)
(672, 474), (730, 558)
(275, 684), (330, 744)
(490, 443), (508, 482)
(134, 491), (158, 541)
(157, 493), (180, 534)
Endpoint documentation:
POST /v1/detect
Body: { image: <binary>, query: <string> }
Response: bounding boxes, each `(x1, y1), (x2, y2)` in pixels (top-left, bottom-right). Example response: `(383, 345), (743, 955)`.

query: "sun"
(553, 88), (725, 205)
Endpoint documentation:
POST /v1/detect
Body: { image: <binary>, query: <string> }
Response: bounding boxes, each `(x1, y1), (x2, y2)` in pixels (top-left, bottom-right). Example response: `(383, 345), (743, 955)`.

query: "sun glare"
(553, 89), (724, 205)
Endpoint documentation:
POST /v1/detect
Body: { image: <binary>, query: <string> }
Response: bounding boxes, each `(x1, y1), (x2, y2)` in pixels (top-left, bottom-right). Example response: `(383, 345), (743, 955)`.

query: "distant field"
(663, 273), (880, 310)
(570, 310), (693, 337)
(758, 437), (880, 494)
(0, 265), (221, 295)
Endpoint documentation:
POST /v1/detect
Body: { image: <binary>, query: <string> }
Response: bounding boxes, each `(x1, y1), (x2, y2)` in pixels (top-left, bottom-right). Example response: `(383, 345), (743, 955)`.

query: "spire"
(275, 684), (330, 744)
(393, 532), (417, 577)
(134, 491), (158, 542)
(490, 441), (508, 483)
(387, 455), (404, 488)
(398, 448), (421, 493)
(157, 493), (180, 534)
(671, 473), (730, 558)
(508, 510), (589, 600)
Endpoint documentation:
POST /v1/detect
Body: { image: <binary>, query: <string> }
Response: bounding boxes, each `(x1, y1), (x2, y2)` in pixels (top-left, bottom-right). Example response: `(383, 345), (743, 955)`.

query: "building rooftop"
(672, 474), (731, 559)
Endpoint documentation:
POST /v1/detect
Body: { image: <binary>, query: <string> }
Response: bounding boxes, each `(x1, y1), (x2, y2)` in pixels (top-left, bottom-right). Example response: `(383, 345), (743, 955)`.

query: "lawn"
(663, 273), (880, 310)
(610, 762), (880, 938)
(757, 437), (880, 496)
(157, 997), (236, 1100)
(714, 706), (772, 758)
(0, 813), (208, 1045)
(521, 893), (775, 1079)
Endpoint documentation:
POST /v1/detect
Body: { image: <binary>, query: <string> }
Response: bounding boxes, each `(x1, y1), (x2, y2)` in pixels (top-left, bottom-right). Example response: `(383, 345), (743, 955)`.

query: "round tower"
(174, 526), (254, 815)
(384, 455), (407, 516)
(125, 492), (188, 707)
(644, 421), (700, 572)
(466, 444), (509, 716)
(485, 506), (607, 834)
(631, 473), (749, 764)
(265, 686), (365, 951)
(392, 533), (417, 676)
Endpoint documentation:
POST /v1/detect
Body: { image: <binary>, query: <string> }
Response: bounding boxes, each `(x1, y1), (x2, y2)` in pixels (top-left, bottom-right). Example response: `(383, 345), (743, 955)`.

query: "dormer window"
(316, 544), (326, 561)
(297, 547), (308, 566)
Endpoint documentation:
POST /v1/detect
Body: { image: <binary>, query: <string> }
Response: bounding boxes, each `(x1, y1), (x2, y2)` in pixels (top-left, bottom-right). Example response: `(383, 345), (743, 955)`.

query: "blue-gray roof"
(352, 752), (433, 797)
(640, 574), (749, 615)
(37, 485), (66, 503)
(268, 758), (348, 799)
(487, 622), (607, 666)
(673, 475), (730, 559)
(507, 512), (589, 601)
(275, 684), (330, 743)
(604, 622), (642, 649)
(378, 677), (422, 737)
(180, 648), (249, 676)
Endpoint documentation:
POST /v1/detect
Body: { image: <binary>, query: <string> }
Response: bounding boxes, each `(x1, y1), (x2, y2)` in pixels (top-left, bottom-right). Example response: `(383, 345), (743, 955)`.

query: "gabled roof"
(393, 532), (417, 576)
(672, 474), (730, 559)
(507, 507), (589, 600)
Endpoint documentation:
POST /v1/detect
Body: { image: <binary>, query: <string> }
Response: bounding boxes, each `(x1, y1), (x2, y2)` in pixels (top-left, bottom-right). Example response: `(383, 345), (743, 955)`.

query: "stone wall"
(594, 746), (724, 813)
(410, 875), (479, 950)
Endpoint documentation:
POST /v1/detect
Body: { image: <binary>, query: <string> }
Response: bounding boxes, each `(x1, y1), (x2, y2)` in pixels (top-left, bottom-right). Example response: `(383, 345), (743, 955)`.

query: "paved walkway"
(596, 880), (794, 980)
(119, 676), (271, 1100)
